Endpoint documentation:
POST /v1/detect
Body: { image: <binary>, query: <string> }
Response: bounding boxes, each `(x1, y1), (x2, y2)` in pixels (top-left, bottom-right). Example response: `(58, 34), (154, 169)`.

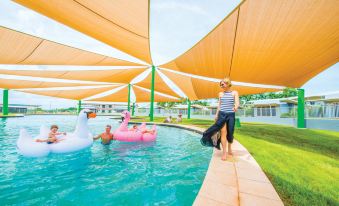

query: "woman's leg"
(220, 124), (227, 160)
(225, 113), (236, 155)
(202, 112), (227, 146)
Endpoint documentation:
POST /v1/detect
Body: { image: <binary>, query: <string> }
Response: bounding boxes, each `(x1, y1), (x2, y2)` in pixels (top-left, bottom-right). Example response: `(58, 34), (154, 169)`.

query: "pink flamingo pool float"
(114, 111), (157, 142)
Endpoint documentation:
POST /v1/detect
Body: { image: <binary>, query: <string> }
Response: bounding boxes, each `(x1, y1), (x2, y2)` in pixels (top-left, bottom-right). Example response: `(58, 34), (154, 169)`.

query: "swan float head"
(74, 109), (96, 138)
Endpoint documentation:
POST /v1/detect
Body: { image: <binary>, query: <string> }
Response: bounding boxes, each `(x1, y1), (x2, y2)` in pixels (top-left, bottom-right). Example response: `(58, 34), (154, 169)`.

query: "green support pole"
(297, 88), (305, 128)
(132, 102), (135, 116)
(128, 84), (131, 112)
(150, 66), (156, 121)
(187, 99), (191, 119)
(2, 89), (9, 116)
(77, 100), (82, 114)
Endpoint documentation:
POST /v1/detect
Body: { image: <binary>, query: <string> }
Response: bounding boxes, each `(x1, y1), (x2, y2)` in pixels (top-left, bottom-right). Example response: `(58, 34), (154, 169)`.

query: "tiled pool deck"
(129, 122), (284, 206)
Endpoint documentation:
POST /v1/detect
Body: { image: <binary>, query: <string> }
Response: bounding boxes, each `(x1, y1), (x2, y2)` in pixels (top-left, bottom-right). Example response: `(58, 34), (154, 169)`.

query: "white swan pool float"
(17, 109), (96, 157)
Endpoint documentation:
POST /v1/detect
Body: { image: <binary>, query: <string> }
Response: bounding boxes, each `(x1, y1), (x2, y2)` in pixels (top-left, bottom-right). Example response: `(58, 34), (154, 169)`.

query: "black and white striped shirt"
(220, 91), (235, 113)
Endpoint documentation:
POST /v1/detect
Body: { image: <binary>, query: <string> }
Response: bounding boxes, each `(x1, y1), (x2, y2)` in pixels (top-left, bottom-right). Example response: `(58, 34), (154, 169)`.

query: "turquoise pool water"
(0, 115), (211, 206)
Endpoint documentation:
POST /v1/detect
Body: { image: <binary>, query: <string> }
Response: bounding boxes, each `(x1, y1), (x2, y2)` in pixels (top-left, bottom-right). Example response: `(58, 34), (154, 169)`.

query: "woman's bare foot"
(221, 153), (227, 161)
(228, 144), (232, 155)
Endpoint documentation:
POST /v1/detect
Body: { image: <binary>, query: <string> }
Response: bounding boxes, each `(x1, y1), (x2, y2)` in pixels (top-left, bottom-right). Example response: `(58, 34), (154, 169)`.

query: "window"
(256, 106), (276, 116)
(271, 107), (276, 116)
(257, 108), (261, 116)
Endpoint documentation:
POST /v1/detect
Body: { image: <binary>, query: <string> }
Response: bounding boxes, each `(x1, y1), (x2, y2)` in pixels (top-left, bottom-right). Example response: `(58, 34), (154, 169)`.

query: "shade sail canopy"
(160, 0), (339, 87)
(0, 76), (101, 89)
(0, 67), (147, 84)
(88, 85), (180, 103)
(17, 85), (120, 100)
(135, 70), (180, 97)
(14, 0), (152, 64)
(0, 26), (141, 66)
(160, 69), (281, 100)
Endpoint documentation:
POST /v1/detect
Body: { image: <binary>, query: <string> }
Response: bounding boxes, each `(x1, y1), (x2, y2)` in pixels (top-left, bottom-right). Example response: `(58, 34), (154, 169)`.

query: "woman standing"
(202, 78), (239, 161)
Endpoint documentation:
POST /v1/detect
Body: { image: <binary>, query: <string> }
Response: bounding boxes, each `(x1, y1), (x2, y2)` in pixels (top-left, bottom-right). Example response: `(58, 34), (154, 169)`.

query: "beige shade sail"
(14, 0), (152, 64)
(0, 76), (102, 89)
(0, 26), (142, 66)
(135, 70), (180, 97)
(89, 85), (180, 103)
(160, 69), (281, 100)
(0, 67), (147, 83)
(160, 0), (339, 87)
(17, 85), (120, 100)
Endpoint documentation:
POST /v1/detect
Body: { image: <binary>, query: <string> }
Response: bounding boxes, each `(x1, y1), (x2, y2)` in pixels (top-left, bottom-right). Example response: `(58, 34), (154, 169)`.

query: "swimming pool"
(0, 115), (211, 205)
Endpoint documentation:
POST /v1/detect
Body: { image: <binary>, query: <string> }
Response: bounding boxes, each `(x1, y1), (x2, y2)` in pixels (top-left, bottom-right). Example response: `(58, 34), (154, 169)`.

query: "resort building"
(82, 102), (128, 115)
(0, 104), (41, 114)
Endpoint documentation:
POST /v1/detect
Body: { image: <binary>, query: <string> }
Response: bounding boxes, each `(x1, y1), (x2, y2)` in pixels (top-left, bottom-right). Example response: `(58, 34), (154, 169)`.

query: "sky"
(0, 0), (338, 109)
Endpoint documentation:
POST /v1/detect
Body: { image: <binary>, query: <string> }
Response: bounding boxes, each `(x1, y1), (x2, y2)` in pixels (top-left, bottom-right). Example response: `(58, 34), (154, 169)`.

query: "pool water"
(0, 115), (211, 206)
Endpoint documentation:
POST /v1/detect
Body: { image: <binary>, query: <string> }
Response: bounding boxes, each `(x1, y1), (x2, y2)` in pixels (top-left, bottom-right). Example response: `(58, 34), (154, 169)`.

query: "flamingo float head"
(121, 110), (131, 121)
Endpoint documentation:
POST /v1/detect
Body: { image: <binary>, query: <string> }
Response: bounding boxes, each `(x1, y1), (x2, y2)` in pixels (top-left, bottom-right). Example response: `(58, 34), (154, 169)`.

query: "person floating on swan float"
(35, 125), (66, 144)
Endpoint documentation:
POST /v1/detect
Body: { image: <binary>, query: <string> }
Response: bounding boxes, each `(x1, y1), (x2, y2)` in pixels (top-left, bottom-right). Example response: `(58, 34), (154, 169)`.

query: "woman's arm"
(233, 91), (240, 112)
(215, 92), (222, 120)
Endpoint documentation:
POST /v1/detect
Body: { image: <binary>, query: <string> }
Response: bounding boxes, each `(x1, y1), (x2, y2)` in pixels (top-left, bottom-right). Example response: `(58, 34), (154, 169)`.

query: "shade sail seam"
(228, 8), (241, 77)
(16, 39), (44, 64)
(73, 0), (148, 39)
(93, 56), (108, 65)
(57, 71), (71, 79)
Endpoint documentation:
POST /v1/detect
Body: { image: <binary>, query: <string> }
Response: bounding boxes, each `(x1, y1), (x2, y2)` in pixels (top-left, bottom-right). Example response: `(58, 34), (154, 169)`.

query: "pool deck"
(129, 122), (284, 206)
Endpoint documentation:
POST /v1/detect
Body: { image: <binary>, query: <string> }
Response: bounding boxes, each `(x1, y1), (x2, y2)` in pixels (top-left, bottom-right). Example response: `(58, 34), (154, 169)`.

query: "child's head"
(50, 125), (59, 132)
(133, 125), (138, 129)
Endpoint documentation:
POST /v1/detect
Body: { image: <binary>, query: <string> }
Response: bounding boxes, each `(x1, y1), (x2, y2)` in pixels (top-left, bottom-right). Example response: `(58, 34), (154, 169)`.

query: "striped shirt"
(220, 91), (235, 113)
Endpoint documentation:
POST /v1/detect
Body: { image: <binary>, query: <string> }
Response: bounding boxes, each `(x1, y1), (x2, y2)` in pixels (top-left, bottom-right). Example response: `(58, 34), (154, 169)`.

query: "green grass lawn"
(133, 117), (339, 206)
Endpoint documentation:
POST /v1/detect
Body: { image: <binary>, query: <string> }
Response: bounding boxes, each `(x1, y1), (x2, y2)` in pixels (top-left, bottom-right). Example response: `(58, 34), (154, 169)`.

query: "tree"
(240, 88), (298, 104)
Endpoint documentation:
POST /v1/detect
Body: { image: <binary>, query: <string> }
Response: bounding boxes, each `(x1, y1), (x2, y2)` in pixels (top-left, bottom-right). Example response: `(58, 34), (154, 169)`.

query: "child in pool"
(36, 125), (66, 144)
